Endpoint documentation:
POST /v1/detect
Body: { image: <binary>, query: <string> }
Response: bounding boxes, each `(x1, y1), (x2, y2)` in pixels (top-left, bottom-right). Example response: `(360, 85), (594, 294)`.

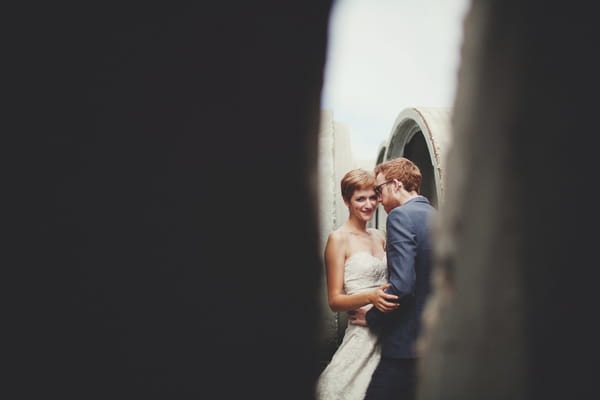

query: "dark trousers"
(364, 357), (416, 400)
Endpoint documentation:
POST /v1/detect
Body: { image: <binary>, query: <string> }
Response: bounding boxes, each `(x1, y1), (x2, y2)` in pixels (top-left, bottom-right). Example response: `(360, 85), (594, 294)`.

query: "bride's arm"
(325, 232), (397, 312)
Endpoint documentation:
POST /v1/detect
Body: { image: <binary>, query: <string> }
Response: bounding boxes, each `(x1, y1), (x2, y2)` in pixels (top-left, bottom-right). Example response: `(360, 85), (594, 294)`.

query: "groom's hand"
(347, 304), (372, 326)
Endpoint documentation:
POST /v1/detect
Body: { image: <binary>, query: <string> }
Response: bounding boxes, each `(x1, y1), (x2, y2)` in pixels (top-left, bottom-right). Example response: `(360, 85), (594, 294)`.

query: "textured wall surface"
(418, 1), (600, 399)
(317, 109), (354, 367)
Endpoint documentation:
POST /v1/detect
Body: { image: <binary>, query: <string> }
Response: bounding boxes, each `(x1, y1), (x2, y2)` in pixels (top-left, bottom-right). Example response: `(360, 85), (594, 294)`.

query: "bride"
(315, 168), (398, 400)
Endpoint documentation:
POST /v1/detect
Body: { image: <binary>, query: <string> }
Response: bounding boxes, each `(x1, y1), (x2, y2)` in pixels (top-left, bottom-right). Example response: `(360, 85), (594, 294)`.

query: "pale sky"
(321, 0), (471, 160)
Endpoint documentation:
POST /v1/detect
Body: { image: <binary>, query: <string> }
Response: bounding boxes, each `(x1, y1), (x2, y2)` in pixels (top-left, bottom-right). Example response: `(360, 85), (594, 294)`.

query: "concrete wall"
(317, 109), (354, 365)
(417, 1), (600, 398)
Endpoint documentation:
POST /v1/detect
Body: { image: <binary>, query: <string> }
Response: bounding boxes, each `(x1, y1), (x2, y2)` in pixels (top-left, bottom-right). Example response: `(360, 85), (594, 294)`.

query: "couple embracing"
(315, 157), (436, 400)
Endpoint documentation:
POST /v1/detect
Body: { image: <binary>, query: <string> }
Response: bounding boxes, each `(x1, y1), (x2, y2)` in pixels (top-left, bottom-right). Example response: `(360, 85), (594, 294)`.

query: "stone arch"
(375, 107), (451, 229)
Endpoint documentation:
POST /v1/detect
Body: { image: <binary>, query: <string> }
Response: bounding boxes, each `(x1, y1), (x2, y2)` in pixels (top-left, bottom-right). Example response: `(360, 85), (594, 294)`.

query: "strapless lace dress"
(315, 252), (388, 400)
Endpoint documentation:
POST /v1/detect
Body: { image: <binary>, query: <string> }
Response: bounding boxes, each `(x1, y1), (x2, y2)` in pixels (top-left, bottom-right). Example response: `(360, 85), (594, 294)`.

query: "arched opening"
(387, 121), (439, 208)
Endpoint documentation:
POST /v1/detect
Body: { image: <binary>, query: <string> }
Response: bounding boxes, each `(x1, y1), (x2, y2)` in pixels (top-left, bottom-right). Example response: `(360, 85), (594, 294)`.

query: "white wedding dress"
(315, 252), (388, 400)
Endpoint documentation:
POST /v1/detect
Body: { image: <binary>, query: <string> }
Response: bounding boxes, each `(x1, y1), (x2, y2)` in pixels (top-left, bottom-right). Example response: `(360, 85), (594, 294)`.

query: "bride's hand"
(371, 283), (399, 312)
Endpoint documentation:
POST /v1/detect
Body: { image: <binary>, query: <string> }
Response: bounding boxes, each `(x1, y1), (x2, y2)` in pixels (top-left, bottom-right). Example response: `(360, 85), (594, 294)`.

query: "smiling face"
(346, 187), (379, 222)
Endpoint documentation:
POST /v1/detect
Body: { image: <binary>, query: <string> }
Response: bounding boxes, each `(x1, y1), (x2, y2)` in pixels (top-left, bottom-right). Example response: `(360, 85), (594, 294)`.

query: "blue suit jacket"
(366, 195), (435, 358)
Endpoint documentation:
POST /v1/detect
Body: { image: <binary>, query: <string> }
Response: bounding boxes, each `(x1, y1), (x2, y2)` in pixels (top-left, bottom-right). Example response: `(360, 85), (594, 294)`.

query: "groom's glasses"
(374, 180), (395, 196)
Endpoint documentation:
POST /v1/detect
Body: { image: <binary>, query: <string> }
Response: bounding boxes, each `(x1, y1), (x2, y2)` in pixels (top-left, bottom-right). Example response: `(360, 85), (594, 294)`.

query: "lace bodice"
(343, 252), (388, 295)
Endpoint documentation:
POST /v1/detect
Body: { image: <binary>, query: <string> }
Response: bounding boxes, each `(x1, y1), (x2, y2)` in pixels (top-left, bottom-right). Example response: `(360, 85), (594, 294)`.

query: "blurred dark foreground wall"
(8, 2), (331, 398)
(6, 1), (600, 399)
(418, 1), (600, 399)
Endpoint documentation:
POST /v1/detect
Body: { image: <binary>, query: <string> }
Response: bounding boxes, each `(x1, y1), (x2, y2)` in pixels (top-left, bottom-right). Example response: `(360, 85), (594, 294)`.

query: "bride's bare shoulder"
(328, 227), (351, 243)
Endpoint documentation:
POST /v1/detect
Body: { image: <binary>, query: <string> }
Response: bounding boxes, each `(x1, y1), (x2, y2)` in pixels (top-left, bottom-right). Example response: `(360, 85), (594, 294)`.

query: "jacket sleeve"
(366, 207), (417, 330)
(385, 207), (417, 300)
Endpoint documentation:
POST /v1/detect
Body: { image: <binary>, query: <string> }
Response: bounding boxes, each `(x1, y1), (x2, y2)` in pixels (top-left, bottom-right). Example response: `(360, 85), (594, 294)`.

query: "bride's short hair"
(340, 169), (375, 202)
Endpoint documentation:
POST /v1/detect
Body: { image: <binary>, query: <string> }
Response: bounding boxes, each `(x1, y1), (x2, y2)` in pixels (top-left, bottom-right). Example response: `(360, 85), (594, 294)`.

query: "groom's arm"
(365, 209), (417, 330)
(385, 208), (417, 301)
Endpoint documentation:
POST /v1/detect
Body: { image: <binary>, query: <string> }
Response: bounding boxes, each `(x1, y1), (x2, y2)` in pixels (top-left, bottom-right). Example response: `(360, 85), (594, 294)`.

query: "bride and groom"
(315, 157), (436, 400)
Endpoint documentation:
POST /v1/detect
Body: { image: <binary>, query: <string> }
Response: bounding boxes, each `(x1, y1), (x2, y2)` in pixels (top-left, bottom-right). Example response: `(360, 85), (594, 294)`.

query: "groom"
(349, 157), (436, 400)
